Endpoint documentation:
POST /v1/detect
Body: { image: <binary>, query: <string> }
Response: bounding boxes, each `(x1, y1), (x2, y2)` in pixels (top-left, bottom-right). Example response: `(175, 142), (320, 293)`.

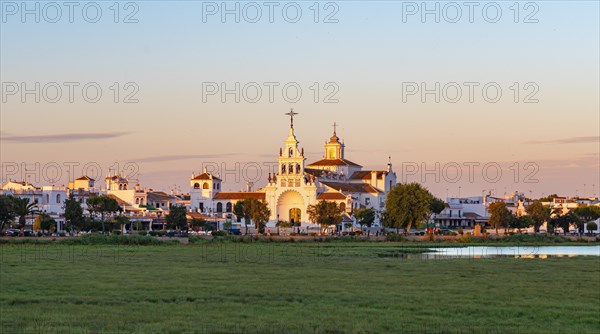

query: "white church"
(189, 111), (397, 228)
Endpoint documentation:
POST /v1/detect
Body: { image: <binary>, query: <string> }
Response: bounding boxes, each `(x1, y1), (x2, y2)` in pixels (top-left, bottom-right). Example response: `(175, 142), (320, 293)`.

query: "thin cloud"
(1, 132), (131, 143)
(524, 136), (599, 145)
(131, 154), (240, 163)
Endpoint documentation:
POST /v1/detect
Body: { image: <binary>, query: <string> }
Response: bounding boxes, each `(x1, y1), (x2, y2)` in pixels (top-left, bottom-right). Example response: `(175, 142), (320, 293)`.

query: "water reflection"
(420, 246), (600, 259)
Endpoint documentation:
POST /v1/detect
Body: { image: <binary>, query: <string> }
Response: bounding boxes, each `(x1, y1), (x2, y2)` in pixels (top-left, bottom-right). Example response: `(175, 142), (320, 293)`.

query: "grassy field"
(1, 243), (599, 333)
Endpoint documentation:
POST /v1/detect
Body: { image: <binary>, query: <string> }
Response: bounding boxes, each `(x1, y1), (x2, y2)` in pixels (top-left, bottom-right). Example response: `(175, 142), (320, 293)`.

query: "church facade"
(189, 111), (396, 228)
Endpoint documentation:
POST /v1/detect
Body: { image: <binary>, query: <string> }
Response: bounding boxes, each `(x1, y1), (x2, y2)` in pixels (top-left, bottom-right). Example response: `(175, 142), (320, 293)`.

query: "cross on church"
(285, 109), (298, 128)
(332, 122), (338, 135)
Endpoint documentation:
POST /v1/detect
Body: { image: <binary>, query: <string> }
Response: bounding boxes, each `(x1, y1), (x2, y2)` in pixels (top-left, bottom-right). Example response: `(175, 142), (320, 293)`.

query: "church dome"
(329, 132), (340, 144)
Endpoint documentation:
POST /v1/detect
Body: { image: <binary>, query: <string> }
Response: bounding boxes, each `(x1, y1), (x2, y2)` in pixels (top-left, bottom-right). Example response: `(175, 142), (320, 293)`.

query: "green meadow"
(1, 243), (599, 333)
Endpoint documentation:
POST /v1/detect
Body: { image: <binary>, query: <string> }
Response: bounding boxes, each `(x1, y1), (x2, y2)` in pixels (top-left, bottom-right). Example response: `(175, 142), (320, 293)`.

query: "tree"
(487, 202), (512, 234)
(234, 200), (251, 235)
(573, 206), (600, 223)
(384, 183), (433, 233)
(86, 195), (121, 234)
(64, 193), (84, 235)
(429, 196), (446, 215)
(190, 218), (207, 232)
(0, 195), (16, 233)
(166, 205), (188, 231)
(307, 200), (342, 234)
(11, 197), (40, 236)
(233, 199), (270, 235)
(80, 216), (99, 232)
(550, 211), (581, 235)
(247, 199), (271, 234)
(353, 207), (375, 234)
(39, 213), (56, 234)
(276, 220), (292, 234)
(511, 215), (534, 233)
(428, 196), (445, 231)
(276, 221), (292, 228)
(587, 222), (598, 234)
(525, 201), (551, 233)
(537, 194), (558, 202)
(110, 215), (131, 233)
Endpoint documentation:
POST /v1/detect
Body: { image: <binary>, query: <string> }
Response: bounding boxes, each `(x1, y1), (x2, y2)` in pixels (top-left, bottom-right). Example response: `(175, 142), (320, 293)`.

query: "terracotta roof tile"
(191, 173), (221, 181)
(213, 192), (266, 200)
(317, 192), (347, 200)
(320, 181), (382, 194)
(349, 170), (387, 180)
(307, 158), (362, 167)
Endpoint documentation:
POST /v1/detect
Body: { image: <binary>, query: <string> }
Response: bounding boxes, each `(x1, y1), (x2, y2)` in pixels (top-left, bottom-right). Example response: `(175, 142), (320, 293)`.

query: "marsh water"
(421, 245), (600, 259)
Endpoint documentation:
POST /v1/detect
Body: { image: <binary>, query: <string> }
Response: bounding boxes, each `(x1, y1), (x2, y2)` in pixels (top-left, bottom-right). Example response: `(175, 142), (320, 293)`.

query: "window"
(281, 179), (287, 187)
(340, 202), (346, 212)
(226, 202), (232, 212)
(296, 164), (301, 174)
(289, 147), (293, 157)
(289, 164), (294, 174)
(203, 183), (209, 189)
(365, 198), (370, 206)
(194, 183), (200, 189)
(56, 194), (61, 203)
(281, 164), (286, 174)
(216, 202), (223, 213)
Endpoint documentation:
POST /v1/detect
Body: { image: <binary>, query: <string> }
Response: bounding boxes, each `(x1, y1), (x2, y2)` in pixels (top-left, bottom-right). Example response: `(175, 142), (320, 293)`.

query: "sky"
(1, 0), (599, 199)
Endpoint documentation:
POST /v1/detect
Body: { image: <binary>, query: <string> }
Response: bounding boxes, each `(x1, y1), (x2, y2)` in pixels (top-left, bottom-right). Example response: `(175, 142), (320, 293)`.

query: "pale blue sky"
(1, 1), (599, 198)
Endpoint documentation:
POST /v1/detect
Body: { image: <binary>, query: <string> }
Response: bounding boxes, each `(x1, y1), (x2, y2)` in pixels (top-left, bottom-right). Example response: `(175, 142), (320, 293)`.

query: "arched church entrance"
(289, 208), (301, 225)
(277, 190), (305, 225)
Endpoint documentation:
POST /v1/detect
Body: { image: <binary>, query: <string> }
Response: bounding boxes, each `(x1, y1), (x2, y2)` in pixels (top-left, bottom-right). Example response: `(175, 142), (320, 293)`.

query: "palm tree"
(11, 197), (40, 236)
(0, 195), (17, 233)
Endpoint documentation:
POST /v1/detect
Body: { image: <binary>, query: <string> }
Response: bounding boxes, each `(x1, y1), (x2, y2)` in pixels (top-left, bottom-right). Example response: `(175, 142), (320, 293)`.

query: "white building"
(188, 111), (396, 229)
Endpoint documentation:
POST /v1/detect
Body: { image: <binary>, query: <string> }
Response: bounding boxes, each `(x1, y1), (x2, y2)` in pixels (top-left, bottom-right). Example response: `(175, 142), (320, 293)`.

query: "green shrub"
(212, 230), (229, 237)
(59, 232), (66, 237)
(157, 230), (167, 237)
(385, 233), (405, 242)
(499, 234), (569, 244)
(59, 233), (179, 246)
(137, 230), (147, 236)
(458, 235), (476, 243)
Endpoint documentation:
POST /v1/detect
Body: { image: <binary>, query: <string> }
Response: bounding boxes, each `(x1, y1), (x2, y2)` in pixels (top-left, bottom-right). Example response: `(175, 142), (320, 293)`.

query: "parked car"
(410, 229), (426, 236)
(439, 229), (457, 235)
(5, 229), (21, 236)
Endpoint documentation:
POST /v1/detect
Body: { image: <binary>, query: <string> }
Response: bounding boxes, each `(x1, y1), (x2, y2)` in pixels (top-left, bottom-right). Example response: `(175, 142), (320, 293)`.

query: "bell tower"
(324, 122), (344, 160)
(273, 109), (306, 188)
